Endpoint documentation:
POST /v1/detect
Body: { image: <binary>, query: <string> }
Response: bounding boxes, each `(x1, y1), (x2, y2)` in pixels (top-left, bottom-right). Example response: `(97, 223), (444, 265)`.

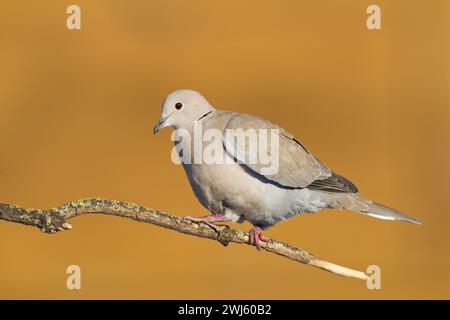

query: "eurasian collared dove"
(154, 89), (421, 249)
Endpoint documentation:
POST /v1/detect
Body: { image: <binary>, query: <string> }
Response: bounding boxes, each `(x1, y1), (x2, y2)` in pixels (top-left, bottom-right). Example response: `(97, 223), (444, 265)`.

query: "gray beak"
(153, 116), (168, 134)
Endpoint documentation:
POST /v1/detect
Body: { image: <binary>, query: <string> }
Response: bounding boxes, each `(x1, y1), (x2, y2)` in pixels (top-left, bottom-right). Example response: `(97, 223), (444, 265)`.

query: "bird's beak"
(153, 116), (168, 134)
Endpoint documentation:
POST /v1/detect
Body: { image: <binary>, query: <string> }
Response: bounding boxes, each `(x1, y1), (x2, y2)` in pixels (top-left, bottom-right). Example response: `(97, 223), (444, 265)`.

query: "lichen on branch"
(0, 198), (368, 280)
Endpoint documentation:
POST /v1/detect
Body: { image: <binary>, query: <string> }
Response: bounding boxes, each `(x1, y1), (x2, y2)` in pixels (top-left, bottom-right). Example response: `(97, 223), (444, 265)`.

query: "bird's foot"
(248, 227), (271, 251)
(184, 214), (229, 232)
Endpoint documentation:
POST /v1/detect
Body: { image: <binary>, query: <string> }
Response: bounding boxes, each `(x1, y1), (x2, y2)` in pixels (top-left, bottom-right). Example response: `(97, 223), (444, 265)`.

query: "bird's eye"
(175, 102), (183, 110)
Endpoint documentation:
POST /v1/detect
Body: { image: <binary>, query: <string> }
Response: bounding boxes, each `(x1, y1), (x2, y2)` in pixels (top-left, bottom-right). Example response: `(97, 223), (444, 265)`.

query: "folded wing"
(222, 113), (357, 192)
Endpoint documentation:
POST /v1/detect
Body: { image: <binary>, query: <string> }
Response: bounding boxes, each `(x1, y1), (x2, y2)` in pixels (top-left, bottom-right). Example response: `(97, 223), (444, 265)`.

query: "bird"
(153, 89), (421, 250)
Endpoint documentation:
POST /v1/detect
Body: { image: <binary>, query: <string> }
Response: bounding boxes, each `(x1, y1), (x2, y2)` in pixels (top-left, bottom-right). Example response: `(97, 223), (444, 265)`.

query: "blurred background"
(0, 0), (449, 299)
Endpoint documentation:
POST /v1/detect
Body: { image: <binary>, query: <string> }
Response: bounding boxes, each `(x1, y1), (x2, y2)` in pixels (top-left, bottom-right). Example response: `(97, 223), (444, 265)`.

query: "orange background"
(0, 0), (449, 299)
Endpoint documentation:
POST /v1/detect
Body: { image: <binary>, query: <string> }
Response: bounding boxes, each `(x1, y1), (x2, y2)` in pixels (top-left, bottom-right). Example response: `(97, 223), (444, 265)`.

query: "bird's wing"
(222, 113), (357, 192)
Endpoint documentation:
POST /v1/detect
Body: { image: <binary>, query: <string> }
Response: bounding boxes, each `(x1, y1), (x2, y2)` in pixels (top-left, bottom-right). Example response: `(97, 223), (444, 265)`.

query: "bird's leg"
(184, 214), (230, 232)
(248, 226), (271, 251)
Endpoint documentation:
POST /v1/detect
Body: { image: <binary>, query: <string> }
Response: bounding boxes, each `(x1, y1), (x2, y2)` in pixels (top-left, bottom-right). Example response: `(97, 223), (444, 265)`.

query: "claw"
(248, 227), (271, 250)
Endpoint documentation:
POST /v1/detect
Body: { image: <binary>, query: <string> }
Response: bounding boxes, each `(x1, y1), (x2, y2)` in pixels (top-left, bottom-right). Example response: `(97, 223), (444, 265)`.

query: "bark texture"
(0, 198), (369, 280)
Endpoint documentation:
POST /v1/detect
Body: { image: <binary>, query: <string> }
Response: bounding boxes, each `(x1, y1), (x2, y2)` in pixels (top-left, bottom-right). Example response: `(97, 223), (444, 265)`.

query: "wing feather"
(222, 113), (357, 193)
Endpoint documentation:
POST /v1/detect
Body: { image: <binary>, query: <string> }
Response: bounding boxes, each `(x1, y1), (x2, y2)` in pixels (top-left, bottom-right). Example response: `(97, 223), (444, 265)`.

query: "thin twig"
(0, 198), (368, 280)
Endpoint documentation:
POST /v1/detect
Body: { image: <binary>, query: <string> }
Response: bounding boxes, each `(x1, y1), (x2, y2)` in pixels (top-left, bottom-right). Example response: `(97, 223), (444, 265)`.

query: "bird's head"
(153, 89), (214, 134)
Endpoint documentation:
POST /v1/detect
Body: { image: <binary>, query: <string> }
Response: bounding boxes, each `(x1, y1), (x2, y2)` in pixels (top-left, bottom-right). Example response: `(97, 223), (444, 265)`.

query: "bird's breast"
(182, 161), (290, 220)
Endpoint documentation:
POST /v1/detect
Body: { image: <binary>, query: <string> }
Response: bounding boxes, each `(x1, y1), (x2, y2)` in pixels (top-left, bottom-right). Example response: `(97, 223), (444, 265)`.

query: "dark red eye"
(175, 102), (183, 110)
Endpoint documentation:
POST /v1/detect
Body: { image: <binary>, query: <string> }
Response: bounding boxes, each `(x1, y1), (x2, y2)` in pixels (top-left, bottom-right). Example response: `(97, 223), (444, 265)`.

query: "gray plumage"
(154, 89), (421, 230)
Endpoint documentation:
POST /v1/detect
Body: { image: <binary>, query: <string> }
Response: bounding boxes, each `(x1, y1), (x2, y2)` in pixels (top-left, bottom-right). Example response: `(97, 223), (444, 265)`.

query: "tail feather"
(330, 193), (422, 224)
(361, 201), (422, 224)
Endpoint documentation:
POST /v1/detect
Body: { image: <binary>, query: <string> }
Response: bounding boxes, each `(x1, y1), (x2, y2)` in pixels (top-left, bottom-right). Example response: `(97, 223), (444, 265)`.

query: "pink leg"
(248, 226), (271, 250)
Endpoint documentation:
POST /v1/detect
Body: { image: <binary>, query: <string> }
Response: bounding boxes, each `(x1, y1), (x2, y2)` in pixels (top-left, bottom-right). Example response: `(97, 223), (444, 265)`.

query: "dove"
(153, 89), (421, 250)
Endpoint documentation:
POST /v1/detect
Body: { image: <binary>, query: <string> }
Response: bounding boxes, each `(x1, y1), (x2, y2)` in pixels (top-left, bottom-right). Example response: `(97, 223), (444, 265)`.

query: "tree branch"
(0, 198), (368, 280)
